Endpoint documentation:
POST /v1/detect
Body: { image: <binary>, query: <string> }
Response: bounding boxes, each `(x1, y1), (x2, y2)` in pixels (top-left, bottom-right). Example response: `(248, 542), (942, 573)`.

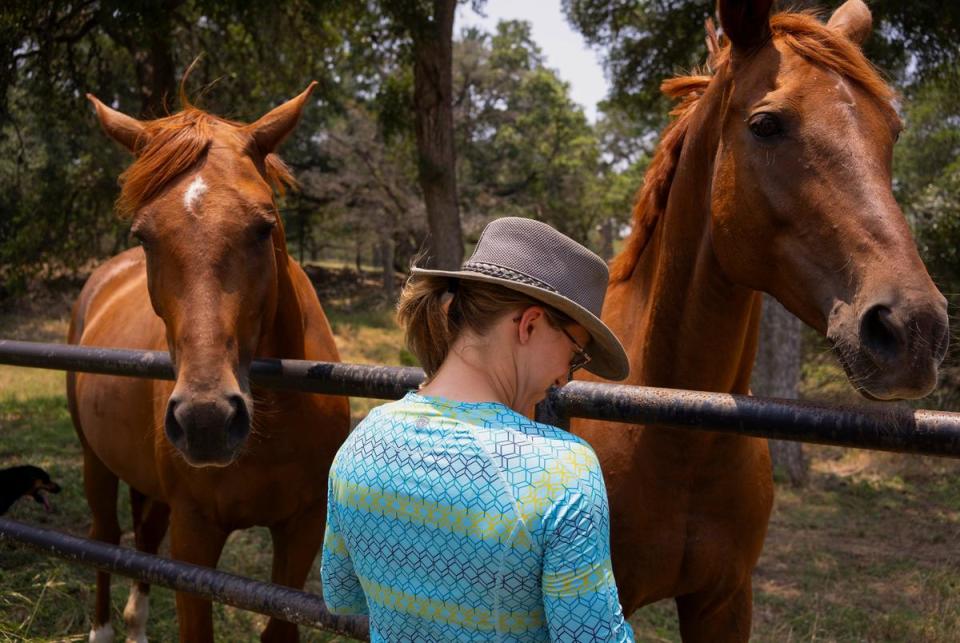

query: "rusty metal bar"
(0, 339), (424, 400)
(0, 518), (370, 641)
(540, 382), (960, 458)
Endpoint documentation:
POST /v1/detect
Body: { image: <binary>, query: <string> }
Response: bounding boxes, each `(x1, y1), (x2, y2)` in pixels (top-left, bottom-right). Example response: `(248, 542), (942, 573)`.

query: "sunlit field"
(2, 271), (960, 642)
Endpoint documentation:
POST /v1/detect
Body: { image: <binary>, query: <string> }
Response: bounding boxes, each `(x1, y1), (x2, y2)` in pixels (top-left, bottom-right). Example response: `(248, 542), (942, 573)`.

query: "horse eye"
(748, 113), (783, 139)
(254, 222), (276, 242)
(130, 230), (149, 249)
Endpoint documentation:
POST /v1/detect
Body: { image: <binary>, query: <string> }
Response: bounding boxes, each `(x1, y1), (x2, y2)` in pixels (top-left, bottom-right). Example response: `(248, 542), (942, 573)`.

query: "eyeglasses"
(559, 326), (592, 377)
(512, 315), (592, 379)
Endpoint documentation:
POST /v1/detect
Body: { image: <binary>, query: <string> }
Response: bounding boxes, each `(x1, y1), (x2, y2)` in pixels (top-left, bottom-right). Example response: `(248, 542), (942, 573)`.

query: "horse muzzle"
(164, 391), (251, 466)
(829, 293), (949, 400)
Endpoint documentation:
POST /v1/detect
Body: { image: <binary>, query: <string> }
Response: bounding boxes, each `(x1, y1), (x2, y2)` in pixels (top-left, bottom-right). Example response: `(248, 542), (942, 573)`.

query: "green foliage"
(0, 0), (363, 298)
(561, 0), (712, 127)
(455, 21), (610, 244)
(896, 65), (960, 294)
(1, 1), (651, 299)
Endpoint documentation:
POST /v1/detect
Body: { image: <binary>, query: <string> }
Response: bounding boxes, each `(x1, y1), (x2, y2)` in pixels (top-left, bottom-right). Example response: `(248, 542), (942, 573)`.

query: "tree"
(379, 0), (467, 270)
(453, 21), (607, 244)
(306, 101), (425, 301)
(751, 295), (809, 487)
(591, 104), (651, 258)
(0, 0), (356, 296)
(896, 65), (960, 297)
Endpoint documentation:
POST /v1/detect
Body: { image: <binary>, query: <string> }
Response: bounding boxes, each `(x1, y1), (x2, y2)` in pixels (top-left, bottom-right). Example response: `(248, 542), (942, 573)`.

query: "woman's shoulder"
(504, 411), (596, 451)
(477, 408), (602, 476)
(351, 393), (427, 428)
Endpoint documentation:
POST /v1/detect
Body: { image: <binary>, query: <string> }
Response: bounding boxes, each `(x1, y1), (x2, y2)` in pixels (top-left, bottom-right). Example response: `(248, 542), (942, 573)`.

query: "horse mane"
(609, 10), (897, 283)
(116, 100), (296, 218)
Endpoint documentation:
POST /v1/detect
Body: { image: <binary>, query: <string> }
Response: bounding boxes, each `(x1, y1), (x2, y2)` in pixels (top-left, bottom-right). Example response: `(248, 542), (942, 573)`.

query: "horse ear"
(717, 0), (774, 53)
(86, 94), (146, 153)
(827, 0), (872, 46)
(248, 82), (317, 155)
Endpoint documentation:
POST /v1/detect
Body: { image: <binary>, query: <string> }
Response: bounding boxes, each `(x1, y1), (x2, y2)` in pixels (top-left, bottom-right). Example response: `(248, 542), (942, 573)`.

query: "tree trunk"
(411, 0), (463, 269)
(600, 217), (615, 260)
(380, 223), (396, 307)
(751, 293), (809, 487)
(99, 1), (180, 119)
(135, 30), (176, 117)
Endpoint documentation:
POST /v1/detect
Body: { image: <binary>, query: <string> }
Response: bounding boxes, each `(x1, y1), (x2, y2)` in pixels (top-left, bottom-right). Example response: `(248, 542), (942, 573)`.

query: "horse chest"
(156, 441), (327, 528)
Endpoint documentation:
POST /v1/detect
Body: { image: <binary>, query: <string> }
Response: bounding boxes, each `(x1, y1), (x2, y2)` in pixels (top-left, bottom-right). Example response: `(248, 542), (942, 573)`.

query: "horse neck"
(617, 85), (762, 396)
(256, 218), (307, 360)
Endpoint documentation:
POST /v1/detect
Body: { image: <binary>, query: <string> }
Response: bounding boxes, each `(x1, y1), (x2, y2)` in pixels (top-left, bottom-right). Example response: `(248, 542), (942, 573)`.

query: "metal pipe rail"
(539, 382), (960, 458)
(0, 339), (424, 400)
(3, 338), (960, 640)
(3, 339), (960, 457)
(0, 519), (369, 641)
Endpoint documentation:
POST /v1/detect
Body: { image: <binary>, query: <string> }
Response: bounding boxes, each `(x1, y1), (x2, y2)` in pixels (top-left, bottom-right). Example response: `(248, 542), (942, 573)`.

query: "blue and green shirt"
(321, 392), (633, 642)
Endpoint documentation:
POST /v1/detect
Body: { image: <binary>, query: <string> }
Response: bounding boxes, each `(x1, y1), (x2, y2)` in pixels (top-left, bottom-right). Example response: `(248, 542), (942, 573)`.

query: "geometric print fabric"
(321, 392), (634, 642)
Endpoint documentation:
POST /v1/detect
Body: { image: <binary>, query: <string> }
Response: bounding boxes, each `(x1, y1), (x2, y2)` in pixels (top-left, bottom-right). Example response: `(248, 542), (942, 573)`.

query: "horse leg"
(82, 445), (122, 643)
(168, 507), (228, 643)
(123, 488), (170, 643)
(675, 580), (753, 643)
(260, 507), (327, 643)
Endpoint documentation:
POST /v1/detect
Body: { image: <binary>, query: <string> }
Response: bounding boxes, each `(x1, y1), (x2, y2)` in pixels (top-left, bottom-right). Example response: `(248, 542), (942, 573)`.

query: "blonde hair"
(396, 275), (573, 379)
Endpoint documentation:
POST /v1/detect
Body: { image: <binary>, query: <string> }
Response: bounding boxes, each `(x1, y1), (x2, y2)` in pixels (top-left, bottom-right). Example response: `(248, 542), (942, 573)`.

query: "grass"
(4, 279), (960, 641)
(628, 445), (960, 642)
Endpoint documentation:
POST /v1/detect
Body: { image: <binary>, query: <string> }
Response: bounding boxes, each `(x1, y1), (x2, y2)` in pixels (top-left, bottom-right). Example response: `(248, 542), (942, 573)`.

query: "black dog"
(0, 465), (62, 515)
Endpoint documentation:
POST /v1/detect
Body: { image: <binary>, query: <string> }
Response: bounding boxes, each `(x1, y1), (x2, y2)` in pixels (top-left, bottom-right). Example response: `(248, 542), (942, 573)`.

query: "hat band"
(462, 261), (559, 294)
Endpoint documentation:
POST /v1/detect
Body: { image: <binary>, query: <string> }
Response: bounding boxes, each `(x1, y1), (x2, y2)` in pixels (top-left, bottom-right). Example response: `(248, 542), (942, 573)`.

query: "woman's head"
(397, 276), (591, 386)
(399, 217), (628, 414)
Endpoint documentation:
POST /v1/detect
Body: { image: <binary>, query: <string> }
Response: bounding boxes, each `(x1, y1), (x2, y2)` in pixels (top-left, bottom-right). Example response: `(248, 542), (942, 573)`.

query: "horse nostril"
(860, 304), (902, 363)
(225, 394), (250, 447)
(164, 398), (186, 447)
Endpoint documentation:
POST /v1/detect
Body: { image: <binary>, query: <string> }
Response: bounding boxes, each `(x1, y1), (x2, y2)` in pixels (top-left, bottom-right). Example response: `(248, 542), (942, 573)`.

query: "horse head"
(709, 0), (948, 400)
(87, 84), (315, 465)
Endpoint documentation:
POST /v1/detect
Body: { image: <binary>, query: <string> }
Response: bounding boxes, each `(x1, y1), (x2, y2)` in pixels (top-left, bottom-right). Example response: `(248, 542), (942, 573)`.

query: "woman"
(321, 217), (634, 642)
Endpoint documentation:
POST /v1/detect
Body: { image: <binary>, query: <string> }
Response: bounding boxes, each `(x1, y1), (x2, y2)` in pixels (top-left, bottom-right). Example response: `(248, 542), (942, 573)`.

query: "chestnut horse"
(576, 1), (949, 640)
(67, 84), (350, 642)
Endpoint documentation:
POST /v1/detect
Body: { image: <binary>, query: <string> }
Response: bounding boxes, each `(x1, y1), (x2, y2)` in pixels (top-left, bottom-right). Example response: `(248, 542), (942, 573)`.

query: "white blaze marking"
(183, 176), (208, 216)
(122, 584), (150, 643)
(89, 622), (115, 643)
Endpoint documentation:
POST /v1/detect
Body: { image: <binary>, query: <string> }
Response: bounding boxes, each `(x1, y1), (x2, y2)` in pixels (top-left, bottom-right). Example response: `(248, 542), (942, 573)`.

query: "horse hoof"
(89, 622), (115, 643)
(122, 584), (149, 643)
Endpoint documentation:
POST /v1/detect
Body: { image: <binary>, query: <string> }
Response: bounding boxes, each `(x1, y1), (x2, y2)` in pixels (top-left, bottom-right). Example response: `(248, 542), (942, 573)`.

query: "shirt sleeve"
(540, 451), (634, 642)
(320, 474), (369, 616)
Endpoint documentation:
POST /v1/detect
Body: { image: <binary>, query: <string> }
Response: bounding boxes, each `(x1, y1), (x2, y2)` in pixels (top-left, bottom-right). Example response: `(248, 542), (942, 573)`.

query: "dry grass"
(0, 282), (395, 642)
(629, 445), (960, 642)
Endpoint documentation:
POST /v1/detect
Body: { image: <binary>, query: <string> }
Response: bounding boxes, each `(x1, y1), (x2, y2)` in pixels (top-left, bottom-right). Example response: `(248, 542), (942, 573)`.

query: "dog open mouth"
(32, 482), (61, 513)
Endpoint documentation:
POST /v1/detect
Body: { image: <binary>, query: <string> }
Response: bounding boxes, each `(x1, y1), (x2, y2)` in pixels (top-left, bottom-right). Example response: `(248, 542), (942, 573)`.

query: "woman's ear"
(440, 292), (454, 315)
(515, 306), (545, 344)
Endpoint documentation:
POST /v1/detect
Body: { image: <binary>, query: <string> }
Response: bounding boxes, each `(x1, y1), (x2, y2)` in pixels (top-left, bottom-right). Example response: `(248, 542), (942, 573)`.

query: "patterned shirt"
(321, 392), (633, 642)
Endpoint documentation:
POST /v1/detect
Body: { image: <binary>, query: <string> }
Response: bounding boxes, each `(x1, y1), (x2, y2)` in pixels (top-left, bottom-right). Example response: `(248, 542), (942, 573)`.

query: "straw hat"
(412, 217), (629, 380)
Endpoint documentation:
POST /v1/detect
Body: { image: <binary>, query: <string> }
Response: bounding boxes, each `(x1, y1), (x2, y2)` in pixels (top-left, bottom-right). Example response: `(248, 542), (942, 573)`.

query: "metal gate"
(3, 338), (960, 640)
